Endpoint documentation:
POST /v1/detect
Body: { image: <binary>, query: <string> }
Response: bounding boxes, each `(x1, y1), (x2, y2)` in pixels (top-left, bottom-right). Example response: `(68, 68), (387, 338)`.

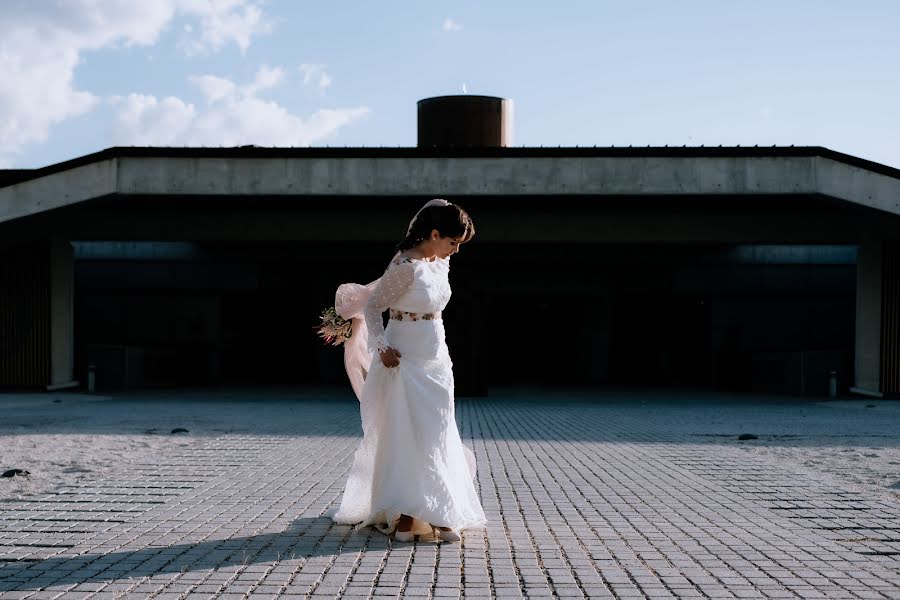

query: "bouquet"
(314, 306), (353, 346)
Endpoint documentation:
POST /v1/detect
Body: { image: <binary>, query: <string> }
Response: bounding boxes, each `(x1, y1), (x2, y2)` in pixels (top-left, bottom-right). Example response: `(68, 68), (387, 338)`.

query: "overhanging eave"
(815, 156), (900, 216)
(3, 150), (900, 225)
(0, 159), (117, 225)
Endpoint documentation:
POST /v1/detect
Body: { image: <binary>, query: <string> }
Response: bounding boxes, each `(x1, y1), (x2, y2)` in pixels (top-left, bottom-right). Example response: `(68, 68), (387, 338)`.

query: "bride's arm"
(363, 260), (415, 355)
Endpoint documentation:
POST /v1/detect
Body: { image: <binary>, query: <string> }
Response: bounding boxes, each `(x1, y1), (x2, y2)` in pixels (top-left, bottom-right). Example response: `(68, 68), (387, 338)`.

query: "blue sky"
(3, 1), (899, 169)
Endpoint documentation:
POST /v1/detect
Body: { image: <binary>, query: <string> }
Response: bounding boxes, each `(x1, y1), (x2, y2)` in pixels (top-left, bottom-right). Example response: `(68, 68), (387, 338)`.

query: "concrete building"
(1, 97), (899, 397)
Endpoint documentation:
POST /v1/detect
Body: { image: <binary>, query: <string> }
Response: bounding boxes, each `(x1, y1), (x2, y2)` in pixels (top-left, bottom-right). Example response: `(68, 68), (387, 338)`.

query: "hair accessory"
(406, 199), (450, 235)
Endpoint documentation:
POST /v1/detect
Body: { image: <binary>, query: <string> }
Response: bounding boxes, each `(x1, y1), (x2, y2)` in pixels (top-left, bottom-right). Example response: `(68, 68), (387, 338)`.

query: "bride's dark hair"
(395, 202), (475, 253)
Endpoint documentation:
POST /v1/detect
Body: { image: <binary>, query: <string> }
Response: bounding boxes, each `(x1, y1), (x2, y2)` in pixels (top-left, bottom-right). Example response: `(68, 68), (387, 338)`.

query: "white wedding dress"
(331, 253), (487, 537)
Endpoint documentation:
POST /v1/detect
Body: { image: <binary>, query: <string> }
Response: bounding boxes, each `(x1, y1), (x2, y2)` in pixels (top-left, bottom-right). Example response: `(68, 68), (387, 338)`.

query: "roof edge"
(0, 169), (36, 187)
(3, 145), (900, 188)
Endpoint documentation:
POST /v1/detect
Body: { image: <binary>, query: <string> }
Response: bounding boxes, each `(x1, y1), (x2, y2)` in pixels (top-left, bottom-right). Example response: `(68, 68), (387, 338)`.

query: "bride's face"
(427, 230), (464, 259)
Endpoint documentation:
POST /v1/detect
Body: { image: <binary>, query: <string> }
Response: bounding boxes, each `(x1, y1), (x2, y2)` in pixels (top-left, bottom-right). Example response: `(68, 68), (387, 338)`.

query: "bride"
(330, 199), (487, 542)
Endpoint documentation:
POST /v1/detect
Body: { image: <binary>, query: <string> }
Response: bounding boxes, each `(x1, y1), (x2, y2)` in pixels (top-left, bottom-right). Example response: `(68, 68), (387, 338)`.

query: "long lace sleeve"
(363, 260), (415, 353)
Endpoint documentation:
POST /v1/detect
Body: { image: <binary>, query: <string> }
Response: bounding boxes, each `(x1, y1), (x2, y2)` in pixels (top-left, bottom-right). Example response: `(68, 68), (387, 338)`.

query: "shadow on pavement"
(0, 517), (372, 591)
(0, 385), (897, 446)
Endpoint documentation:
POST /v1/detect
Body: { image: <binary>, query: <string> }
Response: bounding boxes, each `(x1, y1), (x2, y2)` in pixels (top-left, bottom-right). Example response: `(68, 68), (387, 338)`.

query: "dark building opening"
(72, 241), (856, 396)
(483, 244), (855, 394)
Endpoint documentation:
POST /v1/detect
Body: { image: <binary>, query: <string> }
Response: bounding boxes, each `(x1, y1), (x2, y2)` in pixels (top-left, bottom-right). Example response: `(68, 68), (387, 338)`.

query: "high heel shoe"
(435, 527), (460, 542)
(394, 529), (415, 542)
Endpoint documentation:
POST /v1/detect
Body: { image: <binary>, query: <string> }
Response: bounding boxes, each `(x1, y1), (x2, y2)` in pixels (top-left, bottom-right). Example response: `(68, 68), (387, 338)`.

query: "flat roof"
(3, 145), (900, 188)
(4, 145), (900, 226)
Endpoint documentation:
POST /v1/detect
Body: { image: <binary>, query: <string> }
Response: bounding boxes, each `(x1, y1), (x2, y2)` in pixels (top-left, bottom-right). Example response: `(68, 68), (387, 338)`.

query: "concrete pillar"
(49, 237), (75, 388)
(853, 238), (882, 395)
(882, 242), (900, 395)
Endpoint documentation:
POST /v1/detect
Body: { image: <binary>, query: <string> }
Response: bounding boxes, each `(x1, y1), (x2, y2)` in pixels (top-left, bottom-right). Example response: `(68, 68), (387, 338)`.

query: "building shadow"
(0, 517), (371, 592)
(1, 385), (896, 447)
(456, 386), (900, 448)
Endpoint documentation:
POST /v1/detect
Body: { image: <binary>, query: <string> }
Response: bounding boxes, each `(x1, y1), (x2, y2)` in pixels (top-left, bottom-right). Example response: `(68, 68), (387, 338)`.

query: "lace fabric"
(362, 256), (416, 354)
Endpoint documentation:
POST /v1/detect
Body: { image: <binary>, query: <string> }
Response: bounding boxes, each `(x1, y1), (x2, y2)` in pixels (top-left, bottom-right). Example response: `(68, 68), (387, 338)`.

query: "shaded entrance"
(69, 241), (857, 396)
(486, 245), (855, 394)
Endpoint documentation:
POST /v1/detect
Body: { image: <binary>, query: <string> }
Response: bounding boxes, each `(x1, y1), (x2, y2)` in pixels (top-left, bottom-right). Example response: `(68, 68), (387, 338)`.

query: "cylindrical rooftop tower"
(417, 95), (513, 148)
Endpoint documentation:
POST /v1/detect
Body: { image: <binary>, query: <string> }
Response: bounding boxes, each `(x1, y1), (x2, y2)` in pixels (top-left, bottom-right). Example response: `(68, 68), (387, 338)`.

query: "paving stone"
(0, 390), (898, 599)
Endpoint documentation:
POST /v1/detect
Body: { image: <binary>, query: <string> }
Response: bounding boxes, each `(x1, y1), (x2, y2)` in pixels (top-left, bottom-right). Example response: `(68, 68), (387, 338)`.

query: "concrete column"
(49, 237), (75, 388)
(854, 238), (882, 395)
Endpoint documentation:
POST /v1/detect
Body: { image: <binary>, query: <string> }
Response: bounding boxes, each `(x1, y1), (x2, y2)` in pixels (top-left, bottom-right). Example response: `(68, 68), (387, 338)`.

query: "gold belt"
(390, 309), (441, 321)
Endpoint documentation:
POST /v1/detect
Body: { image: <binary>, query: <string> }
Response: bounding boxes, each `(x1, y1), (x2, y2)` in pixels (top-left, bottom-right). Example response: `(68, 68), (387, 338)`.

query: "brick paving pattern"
(0, 390), (898, 599)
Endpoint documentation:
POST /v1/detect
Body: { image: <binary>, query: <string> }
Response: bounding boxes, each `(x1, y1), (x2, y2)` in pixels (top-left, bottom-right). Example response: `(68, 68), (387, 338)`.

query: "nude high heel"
(394, 516), (415, 542)
(394, 530), (415, 542)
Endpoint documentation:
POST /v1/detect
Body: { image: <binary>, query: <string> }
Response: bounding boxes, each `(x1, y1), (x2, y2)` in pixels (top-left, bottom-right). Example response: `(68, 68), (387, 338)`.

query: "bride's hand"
(379, 347), (402, 368)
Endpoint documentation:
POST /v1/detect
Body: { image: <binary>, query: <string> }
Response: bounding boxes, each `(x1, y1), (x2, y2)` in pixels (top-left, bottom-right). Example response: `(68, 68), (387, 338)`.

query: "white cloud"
(298, 64), (333, 93)
(442, 18), (461, 32)
(190, 75), (238, 105)
(244, 65), (285, 95)
(0, 0), (272, 165)
(111, 67), (369, 147)
(178, 0), (272, 55)
(189, 64), (284, 104)
(110, 94), (197, 145)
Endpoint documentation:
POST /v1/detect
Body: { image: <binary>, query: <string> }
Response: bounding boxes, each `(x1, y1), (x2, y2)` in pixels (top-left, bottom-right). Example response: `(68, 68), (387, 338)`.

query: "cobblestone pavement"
(0, 388), (898, 599)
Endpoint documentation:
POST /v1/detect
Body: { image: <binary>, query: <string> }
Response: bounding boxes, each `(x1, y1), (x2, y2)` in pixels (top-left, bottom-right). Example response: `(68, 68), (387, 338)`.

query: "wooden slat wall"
(882, 242), (900, 395)
(0, 242), (50, 387)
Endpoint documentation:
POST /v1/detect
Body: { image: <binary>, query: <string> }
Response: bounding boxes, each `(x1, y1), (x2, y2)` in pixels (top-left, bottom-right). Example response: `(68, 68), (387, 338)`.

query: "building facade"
(1, 144), (899, 396)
